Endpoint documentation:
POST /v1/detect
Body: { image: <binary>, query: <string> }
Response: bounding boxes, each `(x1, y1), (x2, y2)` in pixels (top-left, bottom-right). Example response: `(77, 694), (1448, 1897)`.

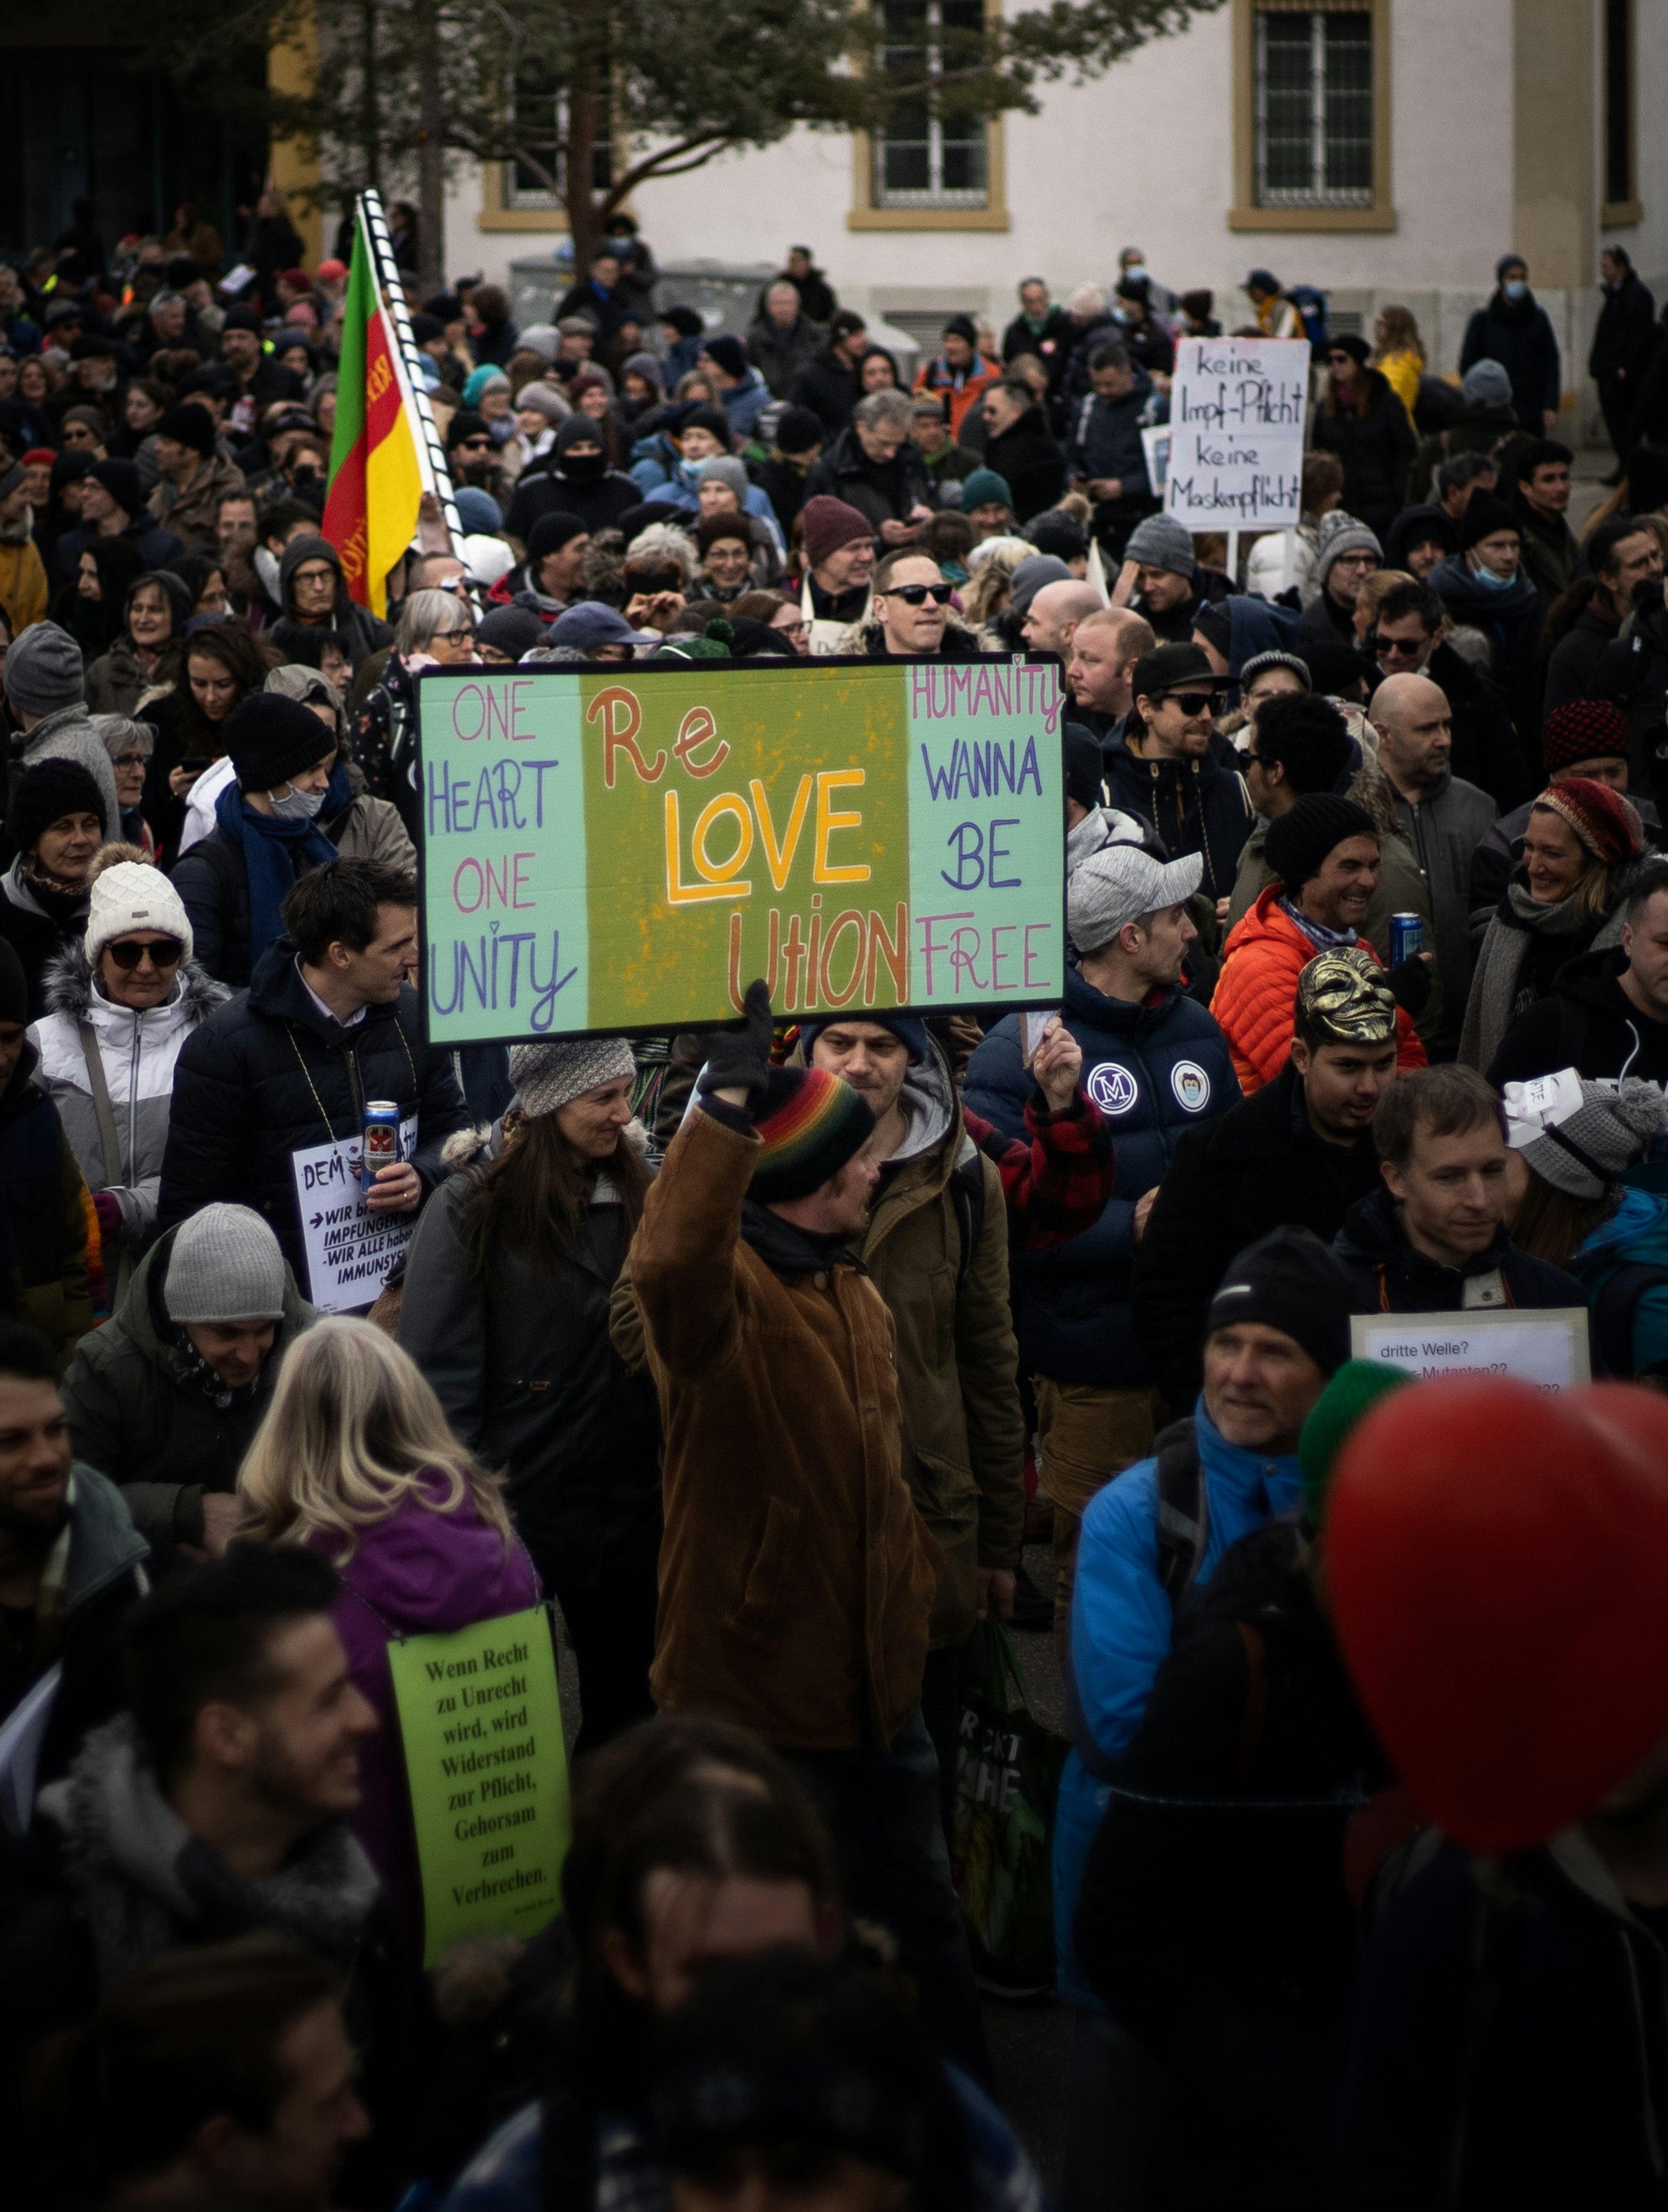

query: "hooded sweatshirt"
(268, 533), (393, 668)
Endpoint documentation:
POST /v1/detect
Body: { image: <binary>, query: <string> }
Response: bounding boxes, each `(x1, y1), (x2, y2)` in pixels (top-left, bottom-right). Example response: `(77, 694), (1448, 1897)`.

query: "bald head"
(1023, 579), (1103, 658)
(1370, 672), (1452, 795)
(1067, 604), (1157, 718)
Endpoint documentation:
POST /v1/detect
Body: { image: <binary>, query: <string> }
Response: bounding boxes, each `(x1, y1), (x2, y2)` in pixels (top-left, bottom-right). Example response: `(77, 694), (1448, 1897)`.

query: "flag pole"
(357, 188), (462, 555)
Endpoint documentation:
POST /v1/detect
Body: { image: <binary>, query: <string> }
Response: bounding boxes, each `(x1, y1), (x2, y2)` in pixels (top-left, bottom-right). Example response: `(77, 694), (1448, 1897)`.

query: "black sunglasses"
(1159, 691), (1217, 716)
(887, 583), (953, 606)
(106, 937), (183, 971)
(457, 435), (491, 451)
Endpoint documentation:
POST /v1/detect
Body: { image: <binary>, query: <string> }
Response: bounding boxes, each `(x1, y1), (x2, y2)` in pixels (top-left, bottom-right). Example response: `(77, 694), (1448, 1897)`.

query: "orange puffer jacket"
(1211, 885), (1428, 1094)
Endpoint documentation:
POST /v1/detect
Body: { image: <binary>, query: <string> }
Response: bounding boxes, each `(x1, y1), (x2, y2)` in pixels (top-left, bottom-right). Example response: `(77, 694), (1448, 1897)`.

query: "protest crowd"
(8, 204), (1668, 2212)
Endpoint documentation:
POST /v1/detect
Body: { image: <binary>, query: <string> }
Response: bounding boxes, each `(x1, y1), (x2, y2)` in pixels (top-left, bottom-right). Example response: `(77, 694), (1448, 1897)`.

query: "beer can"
(1389, 913), (1423, 965)
(361, 1101), (402, 1193)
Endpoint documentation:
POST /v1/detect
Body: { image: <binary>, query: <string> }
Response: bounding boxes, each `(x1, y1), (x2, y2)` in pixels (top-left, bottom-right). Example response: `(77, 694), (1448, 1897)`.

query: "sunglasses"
(1159, 691), (1217, 716)
(887, 583), (953, 606)
(106, 937), (183, 971)
(457, 436), (491, 451)
(1377, 636), (1428, 659)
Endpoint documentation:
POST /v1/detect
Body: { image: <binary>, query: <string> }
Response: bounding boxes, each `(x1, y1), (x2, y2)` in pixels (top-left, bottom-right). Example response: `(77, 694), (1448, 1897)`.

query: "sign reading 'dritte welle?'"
(1165, 336), (1310, 531)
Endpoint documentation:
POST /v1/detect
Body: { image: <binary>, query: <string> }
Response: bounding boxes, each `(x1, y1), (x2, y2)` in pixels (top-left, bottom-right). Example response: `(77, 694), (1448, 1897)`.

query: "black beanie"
(1192, 601), (1233, 660)
(1263, 794), (1377, 891)
(1206, 1227), (1352, 1377)
(0, 937), (27, 1027)
(527, 510), (590, 561)
(774, 405), (824, 456)
(1457, 489), (1523, 553)
(156, 405), (218, 458)
(1065, 723), (1106, 809)
(223, 693), (337, 794)
(10, 757), (109, 853)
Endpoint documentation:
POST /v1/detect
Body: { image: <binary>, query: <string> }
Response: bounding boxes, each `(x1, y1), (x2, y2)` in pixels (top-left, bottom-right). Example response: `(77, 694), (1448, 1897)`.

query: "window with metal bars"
(506, 63), (614, 210)
(1254, 8), (1373, 208)
(873, 0), (989, 209)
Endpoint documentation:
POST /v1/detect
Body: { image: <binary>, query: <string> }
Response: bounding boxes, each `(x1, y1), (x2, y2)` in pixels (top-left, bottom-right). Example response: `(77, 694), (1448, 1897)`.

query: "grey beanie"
(3, 620), (85, 718)
(1516, 1078), (1666, 1202)
(165, 1204), (287, 1324)
(1315, 510), (1383, 583)
(1125, 513), (1196, 577)
(1461, 358), (1513, 408)
(695, 455), (751, 503)
(1239, 648), (1312, 693)
(510, 1036), (636, 1119)
(1010, 554), (1074, 617)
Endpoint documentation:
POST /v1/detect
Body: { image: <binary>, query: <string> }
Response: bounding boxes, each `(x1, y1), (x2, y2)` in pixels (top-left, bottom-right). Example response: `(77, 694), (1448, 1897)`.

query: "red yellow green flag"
(323, 211), (423, 616)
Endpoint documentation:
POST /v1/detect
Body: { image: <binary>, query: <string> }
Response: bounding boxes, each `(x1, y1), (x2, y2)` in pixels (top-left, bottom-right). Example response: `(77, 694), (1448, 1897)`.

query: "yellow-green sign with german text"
(386, 1604), (569, 1966)
(416, 660), (1065, 1040)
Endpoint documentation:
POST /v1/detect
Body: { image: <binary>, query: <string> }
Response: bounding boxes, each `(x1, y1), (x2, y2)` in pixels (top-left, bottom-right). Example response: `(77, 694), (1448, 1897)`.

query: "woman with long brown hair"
(145, 616), (274, 862)
(1311, 332), (1418, 542)
(399, 1037), (662, 1755)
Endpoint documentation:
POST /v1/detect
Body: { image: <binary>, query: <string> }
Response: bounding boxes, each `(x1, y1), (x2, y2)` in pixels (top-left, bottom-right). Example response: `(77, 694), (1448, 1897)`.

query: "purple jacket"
(320, 1480), (542, 1952)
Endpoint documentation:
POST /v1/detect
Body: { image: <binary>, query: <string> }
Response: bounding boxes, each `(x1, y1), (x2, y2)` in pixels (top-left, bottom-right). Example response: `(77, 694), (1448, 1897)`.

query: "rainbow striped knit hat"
(750, 1067), (875, 1201)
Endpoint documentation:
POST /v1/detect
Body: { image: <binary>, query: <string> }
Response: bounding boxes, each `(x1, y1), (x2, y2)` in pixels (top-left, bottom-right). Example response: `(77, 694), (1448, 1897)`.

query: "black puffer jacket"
(982, 403), (1068, 522)
(786, 345), (863, 435)
(398, 1145), (662, 1586)
(155, 938), (471, 1290)
(1310, 369), (1420, 541)
(1076, 1517), (1389, 2212)
(804, 423), (932, 533)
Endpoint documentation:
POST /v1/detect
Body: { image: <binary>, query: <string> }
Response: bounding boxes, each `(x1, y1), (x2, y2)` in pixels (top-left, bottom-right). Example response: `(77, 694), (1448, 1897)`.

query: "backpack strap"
(1152, 1417), (1206, 1606)
(948, 1143), (987, 1294)
(1594, 1261), (1668, 1379)
(76, 1021), (124, 1188)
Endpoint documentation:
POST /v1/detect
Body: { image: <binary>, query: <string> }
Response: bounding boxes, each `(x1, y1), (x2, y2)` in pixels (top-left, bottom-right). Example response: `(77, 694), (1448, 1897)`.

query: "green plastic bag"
(949, 1620), (1068, 1996)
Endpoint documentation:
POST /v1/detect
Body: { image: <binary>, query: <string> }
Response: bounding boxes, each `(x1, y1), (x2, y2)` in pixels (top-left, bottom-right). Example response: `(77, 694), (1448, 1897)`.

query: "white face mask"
(269, 782), (327, 821)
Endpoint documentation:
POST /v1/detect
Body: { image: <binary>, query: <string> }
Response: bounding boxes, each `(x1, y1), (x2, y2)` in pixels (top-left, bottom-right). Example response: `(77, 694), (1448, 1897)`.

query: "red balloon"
(1328, 1375), (1668, 1855)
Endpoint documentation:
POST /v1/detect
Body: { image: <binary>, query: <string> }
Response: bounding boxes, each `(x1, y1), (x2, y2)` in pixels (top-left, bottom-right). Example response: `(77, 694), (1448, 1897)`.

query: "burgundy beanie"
(1542, 698), (1631, 773)
(1533, 777), (1645, 868)
(801, 496), (875, 569)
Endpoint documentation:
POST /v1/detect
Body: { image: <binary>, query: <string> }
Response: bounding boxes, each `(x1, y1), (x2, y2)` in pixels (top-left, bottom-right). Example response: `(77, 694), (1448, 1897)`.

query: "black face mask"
(561, 451), (607, 482)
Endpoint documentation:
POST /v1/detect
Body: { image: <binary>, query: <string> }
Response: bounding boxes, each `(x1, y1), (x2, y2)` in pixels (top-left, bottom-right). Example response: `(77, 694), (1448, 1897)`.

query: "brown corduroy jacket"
(629, 1106), (939, 1751)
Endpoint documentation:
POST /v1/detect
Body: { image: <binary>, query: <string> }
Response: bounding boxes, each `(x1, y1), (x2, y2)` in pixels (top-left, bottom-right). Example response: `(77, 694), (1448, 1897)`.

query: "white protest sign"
(1350, 1309), (1592, 1392)
(1140, 424), (1170, 497)
(1165, 336), (1309, 531)
(290, 1115), (417, 1313)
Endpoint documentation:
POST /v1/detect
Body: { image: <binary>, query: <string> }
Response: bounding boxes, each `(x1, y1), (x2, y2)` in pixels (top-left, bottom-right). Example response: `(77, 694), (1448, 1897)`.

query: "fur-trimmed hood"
(40, 944), (228, 1030)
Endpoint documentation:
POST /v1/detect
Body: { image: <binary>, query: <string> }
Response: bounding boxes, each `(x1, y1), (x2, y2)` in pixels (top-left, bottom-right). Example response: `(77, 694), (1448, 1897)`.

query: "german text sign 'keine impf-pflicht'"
(416, 659), (1065, 1042)
(1165, 336), (1310, 531)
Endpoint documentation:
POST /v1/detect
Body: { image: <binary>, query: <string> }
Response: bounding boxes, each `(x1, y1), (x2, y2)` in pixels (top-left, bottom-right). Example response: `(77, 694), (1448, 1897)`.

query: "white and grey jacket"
(28, 949), (228, 1248)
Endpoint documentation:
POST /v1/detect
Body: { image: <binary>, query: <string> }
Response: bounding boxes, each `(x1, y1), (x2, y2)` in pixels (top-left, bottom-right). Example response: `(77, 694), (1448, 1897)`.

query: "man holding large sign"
(1334, 1068), (1593, 1380)
(416, 659), (1065, 1043)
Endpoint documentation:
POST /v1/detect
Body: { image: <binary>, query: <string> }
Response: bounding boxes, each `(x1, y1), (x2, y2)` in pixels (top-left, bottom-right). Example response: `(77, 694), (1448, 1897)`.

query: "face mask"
(562, 450), (607, 481)
(1124, 264), (1148, 283)
(1503, 279), (1528, 302)
(1470, 554), (1516, 590)
(270, 782), (327, 820)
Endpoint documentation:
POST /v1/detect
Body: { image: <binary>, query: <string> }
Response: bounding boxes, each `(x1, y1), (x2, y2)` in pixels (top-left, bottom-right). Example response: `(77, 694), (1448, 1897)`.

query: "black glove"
(1386, 954), (1432, 1017)
(702, 977), (775, 1107)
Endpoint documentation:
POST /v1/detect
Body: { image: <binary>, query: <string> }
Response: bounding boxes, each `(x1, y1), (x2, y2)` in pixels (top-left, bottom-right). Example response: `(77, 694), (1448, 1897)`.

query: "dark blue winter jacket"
(1065, 369), (1162, 507)
(964, 967), (1239, 1386)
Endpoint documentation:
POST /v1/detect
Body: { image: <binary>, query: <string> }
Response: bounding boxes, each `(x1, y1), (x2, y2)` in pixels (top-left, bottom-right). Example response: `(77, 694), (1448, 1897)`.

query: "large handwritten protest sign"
(417, 659), (1065, 1042)
(1165, 335), (1309, 531)
(387, 1605), (569, 1967)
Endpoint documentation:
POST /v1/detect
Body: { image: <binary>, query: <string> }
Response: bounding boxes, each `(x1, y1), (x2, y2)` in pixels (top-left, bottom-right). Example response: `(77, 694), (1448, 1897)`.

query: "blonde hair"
(1372, 305), (1425, 366)
(237, 1317), (514, 1565)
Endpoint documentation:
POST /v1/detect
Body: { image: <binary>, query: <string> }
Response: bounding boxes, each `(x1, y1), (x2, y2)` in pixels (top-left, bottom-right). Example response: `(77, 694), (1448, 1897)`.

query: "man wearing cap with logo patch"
(1103, 642), (1255, 904)
(1050, 1225), (1350, 2185)
(1215, 793), (1429, 1094)
(966, 841), (1239, 1654)
(628, 978), (987, 2087)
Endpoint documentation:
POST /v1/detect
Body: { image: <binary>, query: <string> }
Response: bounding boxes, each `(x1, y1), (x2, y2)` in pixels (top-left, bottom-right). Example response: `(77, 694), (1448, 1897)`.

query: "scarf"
(1278, 895), (1357, 952)
(39, 1715), (380, 1990)
(172, 1323), (264, 1410)
(213, 775), (337, 972)
(1459, 878), (1626, 1072)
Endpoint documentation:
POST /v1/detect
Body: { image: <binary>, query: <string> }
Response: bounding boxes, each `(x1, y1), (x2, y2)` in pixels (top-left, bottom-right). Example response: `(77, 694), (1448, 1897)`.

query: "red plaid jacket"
(961, 1092), (1115, 1251)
